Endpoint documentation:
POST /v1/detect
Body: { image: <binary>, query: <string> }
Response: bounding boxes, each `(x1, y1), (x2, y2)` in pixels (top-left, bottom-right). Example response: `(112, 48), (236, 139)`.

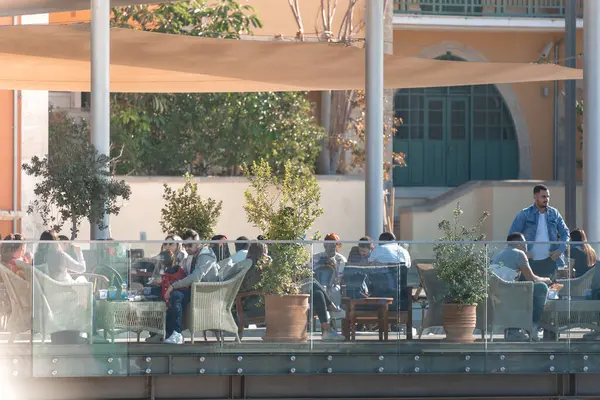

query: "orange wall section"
(0, 17), (16, 237)
(49, 10), (91, 24)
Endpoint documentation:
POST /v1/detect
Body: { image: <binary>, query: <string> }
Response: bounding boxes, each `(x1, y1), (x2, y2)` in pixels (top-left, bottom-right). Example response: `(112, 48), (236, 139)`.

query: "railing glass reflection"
(0, 239), (599, 376)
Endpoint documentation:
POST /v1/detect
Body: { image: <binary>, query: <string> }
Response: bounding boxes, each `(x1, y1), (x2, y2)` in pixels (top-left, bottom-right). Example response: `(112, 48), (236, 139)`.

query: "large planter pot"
(442, 303), (477, 343)
(264, 294), (309, 343)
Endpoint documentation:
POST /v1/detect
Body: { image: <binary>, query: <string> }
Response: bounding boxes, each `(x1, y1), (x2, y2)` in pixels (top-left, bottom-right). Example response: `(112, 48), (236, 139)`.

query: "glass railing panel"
(0, 240), (33, 380)
(167, 238), (226, 376)
(308, 239), (400, 374)
(408, 242), (487, 370)
(11, 237), (600, 376)
(485, 240), (570, 374)
(559, 241), (600, 374)
(26, 240), (129, 378)
(226, 240), (313, 374)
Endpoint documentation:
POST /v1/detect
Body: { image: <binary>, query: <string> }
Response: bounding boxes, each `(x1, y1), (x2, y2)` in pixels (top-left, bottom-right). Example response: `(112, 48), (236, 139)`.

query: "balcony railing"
(395, 0), (584, 18)
(1, 239), (599, 377)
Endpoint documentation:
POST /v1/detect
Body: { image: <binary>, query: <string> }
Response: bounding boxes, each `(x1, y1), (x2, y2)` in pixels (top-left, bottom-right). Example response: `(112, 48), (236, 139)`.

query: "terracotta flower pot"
(264, 294), (309, 343)
(442, 303), (477, 343)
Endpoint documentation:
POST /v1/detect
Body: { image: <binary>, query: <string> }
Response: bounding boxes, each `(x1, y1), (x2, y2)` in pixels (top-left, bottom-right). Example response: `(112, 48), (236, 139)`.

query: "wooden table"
(342, 297), (393, 341)
(96, 300), (167, 342)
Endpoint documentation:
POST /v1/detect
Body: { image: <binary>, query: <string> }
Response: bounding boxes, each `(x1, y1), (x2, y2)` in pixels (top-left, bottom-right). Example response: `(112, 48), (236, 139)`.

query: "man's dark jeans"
(528, 258), (557, 280)
(166, 288), (191, 337)
(532, 282), (549, 324)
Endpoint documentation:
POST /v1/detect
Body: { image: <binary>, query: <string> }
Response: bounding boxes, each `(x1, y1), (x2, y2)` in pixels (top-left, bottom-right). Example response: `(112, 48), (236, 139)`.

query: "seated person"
(146, 248), (186, 343)
(210, 234), (231, 262)
(348, 236), (374, 264)
(583, 253), (600, 340)
(232, 236), (250, 263)
(490, 232), (552, 341)
(312, 233), (347, 306)
(162, 229), (219, 344)
(34, 230), (87, 284)
(149, 235), (187, 286)
(241, 242), (271, 293)
(369, 232), (411, 267)
(569, 229), (597, 278)
(243, 243), (343, 341)
(1, 233), (30, 279)
(301, 279), (345, 341)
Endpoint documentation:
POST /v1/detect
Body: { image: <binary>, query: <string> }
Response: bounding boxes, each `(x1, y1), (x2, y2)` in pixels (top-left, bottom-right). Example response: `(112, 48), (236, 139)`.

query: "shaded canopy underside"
(0, 24), (582, 93)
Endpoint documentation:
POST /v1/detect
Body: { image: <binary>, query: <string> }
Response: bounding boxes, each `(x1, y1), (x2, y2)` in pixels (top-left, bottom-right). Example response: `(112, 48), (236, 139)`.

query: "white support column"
(564, 0), (577, 228)
(20, 13), (49, 241)
(91, 0), (111, 240)
(584, 0), (600, 243)
(365, 0), (385, 239)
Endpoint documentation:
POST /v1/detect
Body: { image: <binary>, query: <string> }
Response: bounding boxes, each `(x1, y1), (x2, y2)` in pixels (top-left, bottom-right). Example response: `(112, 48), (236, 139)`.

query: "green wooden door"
(393, 84), (519, 187)
(445, 97), (470, 186)
(423, 97), (446, 186)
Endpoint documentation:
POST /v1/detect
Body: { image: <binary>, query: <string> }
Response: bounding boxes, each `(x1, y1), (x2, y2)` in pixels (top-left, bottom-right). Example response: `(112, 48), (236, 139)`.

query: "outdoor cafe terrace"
(1, 239), (600, 378)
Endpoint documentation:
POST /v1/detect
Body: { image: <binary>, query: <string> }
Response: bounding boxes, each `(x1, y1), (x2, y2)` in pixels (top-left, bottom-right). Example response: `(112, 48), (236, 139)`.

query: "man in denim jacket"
(508, 184), (569, 280)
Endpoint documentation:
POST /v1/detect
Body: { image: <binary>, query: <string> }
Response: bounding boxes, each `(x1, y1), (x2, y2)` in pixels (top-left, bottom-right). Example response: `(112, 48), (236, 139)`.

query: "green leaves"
(433, 202), (490, 305)
(243, 160), (323, 295)
(110, 2), (321, 177)
(160, 173), (223, 239)
(112, 0), (262, 38)
(22, 107), (131, 239)
(111, 91), (324, 176)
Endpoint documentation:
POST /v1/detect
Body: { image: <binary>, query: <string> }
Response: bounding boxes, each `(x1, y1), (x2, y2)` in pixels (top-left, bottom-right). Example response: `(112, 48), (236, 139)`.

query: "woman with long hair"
(570, 229), (598, 278)
(34, 230), (59, 266)
(242, 242), (270, 293)
(210, 234), (231, 262)
(150, 235), (187, 284)
(1, 233), (29, 278)
(34, 230), (86, 283)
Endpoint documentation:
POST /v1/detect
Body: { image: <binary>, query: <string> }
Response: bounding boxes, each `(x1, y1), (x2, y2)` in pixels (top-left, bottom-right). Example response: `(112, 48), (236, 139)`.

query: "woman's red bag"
(161, 265), (186, 303)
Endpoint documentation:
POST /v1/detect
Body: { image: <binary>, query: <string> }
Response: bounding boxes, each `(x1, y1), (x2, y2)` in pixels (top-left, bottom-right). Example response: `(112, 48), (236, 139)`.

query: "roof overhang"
(0, 23), (582, 93)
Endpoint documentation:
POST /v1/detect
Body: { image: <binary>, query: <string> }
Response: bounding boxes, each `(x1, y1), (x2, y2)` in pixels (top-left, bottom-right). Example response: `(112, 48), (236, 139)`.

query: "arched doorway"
(393, 53), (520, 187)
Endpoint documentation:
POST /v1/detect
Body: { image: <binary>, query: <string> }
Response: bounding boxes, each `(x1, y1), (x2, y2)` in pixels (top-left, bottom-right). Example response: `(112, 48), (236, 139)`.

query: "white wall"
(68, 176), (366, 245)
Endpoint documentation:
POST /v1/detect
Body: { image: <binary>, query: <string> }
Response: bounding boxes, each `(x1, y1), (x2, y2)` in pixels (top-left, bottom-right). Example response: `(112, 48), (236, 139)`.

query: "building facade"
(393, 0), (583, 189)
(0, 0), (585, 241)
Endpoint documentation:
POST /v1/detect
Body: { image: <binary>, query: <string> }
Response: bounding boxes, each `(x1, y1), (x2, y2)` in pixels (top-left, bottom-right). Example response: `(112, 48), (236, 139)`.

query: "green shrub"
(434, 202), (490, 305)
(244, 160), (323, 295)
(160, 173), (222, 239)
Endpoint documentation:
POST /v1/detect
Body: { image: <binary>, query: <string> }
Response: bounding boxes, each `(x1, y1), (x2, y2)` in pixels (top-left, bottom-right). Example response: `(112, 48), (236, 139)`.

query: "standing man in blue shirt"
(508, 184), (570, 280)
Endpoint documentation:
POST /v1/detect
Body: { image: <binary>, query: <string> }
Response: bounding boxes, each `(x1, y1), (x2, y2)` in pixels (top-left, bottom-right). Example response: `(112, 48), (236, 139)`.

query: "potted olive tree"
(434, 203), (489, 342)
(244, 159), (323, 343)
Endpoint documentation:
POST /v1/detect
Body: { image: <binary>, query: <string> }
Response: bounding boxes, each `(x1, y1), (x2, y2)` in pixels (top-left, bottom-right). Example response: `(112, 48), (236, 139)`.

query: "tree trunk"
(329, 90), (355, 173)
(71, 218), (78, 240)
(317, 91), (332, 175)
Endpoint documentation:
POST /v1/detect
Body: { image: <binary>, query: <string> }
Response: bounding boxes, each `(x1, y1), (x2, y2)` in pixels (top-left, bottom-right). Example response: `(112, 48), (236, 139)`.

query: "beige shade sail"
(0, 23), (582, 93)
(0, 0), (176, 17)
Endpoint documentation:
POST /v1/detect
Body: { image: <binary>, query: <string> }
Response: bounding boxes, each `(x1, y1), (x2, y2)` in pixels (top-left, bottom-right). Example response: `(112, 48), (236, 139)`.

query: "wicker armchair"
(3, 261), (94, 343)
(557, 266), (596, 297)
(415, 262), (447, 338)
(0, 263), (32, 342)
(183, 259), (252, 343)
(415, 262), (532, 340)
(29, 264), (94, 342)
(486, 274), (534, 340)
